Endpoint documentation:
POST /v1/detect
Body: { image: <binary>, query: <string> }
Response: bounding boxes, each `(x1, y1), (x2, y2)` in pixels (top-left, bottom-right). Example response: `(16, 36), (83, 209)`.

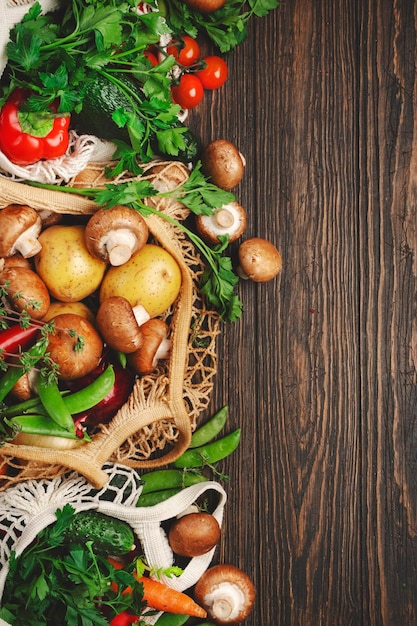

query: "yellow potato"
(34, 225), (107, 302)
(99, 243), (182, 317)
(42, 300), (95, 324)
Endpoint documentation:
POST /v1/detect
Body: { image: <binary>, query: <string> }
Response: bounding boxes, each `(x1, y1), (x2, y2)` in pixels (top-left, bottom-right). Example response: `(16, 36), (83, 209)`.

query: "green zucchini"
(62, 510), (136, 556)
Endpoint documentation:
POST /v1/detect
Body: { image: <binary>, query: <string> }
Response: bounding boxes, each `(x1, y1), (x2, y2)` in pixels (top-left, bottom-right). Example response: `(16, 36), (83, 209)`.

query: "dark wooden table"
(188, 1), (417, 624)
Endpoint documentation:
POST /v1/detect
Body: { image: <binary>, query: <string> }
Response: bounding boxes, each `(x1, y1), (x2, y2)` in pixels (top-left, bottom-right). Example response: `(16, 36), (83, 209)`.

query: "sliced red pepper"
(0, 323), (41, 359)
(0, 88), (70, 166)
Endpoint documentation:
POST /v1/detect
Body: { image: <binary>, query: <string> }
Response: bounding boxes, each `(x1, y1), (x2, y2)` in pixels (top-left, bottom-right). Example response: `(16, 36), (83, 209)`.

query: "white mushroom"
(85, 205), (149, 266)
(196, 202), (247, 245)
(194, 564), (256, 624)
(0, 204), (42, 258)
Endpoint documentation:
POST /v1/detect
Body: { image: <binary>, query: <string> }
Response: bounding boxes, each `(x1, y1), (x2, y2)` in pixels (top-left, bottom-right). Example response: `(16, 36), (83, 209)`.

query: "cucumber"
(62, 510), (136, 556)
(72, 73), (201, 163)
(71, 74), (141, 143)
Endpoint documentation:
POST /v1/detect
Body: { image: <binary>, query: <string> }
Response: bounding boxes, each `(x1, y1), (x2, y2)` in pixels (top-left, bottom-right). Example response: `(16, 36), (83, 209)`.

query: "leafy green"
(0, 504), (149, 626)
(164, 0), (280, 53)
(1, 0), (184, 164)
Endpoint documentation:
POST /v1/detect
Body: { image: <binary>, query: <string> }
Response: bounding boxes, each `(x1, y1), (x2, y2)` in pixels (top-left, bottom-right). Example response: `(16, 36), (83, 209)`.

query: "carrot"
(137, 576), (207, 618)
(107, 558), (207, 619)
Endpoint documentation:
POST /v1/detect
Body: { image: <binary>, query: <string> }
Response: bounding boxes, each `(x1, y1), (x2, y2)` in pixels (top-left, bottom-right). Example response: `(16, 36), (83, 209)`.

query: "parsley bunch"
(163, 0), (280, 53)
(1, 0), (187, 164)
(0, 505), (148, 626)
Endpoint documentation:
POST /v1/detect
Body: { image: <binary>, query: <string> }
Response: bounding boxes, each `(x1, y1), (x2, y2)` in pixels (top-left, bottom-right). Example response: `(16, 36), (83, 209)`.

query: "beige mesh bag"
(0, 161), (221, 489)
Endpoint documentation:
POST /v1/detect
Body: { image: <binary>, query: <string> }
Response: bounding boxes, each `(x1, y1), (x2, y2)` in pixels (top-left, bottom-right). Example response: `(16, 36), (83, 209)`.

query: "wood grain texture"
(188, 0), (417, 624)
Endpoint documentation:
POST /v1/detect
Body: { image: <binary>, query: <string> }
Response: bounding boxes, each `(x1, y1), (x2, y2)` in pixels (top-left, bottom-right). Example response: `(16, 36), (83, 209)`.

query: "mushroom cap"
(196, 202), (247, 245)
(85, 205), (149, 266)
(0, 204), (42, 258)
(46, 313), (103, 380)
(201, 139), (245, 190)
(237, 237), (283, 282)
(128, 318), (170, 374)
(1, 266), (50, 320)
(194, 564), (256, 624)
(168, 512), (221, 557)
(96, 296), (142, 353)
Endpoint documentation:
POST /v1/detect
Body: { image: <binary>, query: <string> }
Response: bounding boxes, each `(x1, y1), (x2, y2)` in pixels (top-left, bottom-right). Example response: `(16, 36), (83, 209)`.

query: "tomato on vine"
(144, 48), (158, 66)
(196, 55), (229, 90)
(167, 35), (200, 67)
(171, 73), (204, 109)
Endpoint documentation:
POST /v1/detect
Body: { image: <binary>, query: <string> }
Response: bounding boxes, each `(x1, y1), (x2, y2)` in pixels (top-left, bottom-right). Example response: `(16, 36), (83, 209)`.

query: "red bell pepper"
(0, 323), (41, 359)
(0, 88), (70, 166)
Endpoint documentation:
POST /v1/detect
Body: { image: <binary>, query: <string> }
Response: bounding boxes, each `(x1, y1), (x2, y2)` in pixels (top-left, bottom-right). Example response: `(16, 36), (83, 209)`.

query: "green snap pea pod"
(62, 365), (115, 414)
(9, 414), (89, 440)
(154, 613), (190, 625)
(3, 365), (115, 418)
(2, 394), (56, 418)
(0, 338), (47, 403)
(189, 405), (228, 448)
(173, 428), (241, 469)
(136, 488), (182, 507)
(140, 469), (208, 494)
(37, 372), (75, 433)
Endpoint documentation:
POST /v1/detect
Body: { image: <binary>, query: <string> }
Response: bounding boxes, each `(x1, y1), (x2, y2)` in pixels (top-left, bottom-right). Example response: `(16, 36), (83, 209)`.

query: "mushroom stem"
(153, 337), (171, 365)
(102, 229), (140, 266)
(214, 208), (235, 228)
(206, 584), (246, 622)
(14, 223), (43, 258)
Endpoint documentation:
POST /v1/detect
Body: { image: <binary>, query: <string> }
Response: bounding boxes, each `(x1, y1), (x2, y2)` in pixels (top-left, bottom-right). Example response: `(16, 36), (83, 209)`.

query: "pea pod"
(189, 406), (228, 448)
(37, 372), (75, 433)
(136, 488), (182, 507)
(62, 365), (115, 414)
(9, 414), (89, 440)
(3, 365), (115, 418)
(173, 429), (241, 469)
(154, 613), (190, 625)
(140, 469), (208, 494)
(0, 337), (48, 403)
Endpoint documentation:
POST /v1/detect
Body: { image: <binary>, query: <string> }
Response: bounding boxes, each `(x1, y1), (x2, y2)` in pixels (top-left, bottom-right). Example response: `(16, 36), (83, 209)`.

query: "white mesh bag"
(0, 463), (227, 625)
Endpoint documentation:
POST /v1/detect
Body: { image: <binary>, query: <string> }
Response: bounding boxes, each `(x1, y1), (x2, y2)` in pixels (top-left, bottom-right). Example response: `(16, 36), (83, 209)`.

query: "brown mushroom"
(96, 296), (144, 353)
(0, 266), (50, 320)
(201, 140), (245, 190)
(46, 313), (103, 380)
(0, 204), (42, 258)
(10, 372), (35, 402)
(0, 254), (31, 271)
(128, 318), (171, 374)
(196, 202), (247, 245)
(84, 205), (149, 266)
(168, 512), (221, 557)
(194, 564), (256, 624)
(237, 237), (283, 282)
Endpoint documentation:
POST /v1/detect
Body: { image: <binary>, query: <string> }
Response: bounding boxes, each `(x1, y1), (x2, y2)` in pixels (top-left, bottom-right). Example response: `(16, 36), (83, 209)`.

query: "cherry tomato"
(144, 48), (158, 66)
(110, 612), (140, 626)
(167, 35), (200, 67)
(171, 74), (204, 109)
(196, 55), (228, 90)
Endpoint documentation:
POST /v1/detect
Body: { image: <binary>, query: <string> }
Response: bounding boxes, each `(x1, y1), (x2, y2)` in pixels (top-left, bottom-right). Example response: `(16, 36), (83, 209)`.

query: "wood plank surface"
(188, 0), (417, 624)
